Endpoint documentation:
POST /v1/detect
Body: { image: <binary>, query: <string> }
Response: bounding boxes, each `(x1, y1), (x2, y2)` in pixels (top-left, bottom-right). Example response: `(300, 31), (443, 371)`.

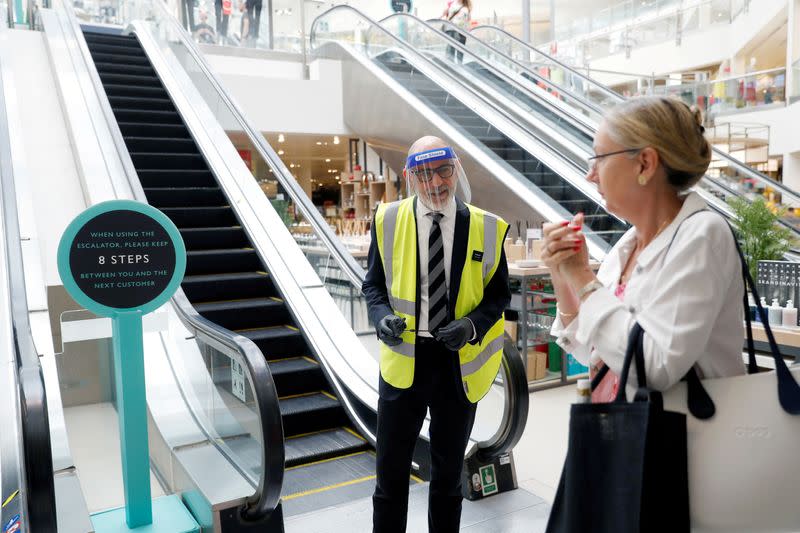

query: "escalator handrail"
(311, 4), (529, 461)
(467, 23), (800, 207)
(0, 51), (57, 532)
(387, 14), (600, 137)
(468, 24), (622, 103)
(57, 0), (283, 521)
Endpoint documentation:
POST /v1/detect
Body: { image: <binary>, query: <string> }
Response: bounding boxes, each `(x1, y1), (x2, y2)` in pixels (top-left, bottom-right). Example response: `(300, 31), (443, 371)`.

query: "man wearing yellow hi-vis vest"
(363, 137), (510, 533)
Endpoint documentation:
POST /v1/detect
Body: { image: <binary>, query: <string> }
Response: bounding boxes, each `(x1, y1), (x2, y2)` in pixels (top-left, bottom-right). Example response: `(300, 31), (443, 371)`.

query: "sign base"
(91, 495), (199, 533)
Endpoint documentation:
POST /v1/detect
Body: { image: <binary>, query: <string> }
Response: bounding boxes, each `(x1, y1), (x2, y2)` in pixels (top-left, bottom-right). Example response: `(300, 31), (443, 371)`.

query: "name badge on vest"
(472, 250), (484, 262)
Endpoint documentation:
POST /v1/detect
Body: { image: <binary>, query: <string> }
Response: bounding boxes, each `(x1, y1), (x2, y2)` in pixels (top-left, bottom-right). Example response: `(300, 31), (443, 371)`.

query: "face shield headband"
(406, 146), (456, 170)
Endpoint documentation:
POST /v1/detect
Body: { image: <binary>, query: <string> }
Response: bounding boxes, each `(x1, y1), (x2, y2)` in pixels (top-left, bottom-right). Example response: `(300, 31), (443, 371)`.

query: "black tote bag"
(545, 323), (690, 533)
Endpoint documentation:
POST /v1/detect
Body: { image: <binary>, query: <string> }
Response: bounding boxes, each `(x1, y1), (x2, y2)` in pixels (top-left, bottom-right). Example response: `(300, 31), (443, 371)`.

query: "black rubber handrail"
(311, 4), (529, 462)
(58, 0), (284, 521)
(0, 53), (57, 532)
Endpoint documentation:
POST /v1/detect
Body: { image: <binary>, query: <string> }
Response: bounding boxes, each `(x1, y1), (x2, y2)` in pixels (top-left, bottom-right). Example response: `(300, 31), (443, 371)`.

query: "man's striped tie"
(427, 212), (448, 333)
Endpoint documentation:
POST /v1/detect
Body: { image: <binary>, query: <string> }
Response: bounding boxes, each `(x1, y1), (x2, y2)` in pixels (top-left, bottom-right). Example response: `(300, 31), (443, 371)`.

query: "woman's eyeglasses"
(411, 163), (455, 182)
(587, 148), (641, 173)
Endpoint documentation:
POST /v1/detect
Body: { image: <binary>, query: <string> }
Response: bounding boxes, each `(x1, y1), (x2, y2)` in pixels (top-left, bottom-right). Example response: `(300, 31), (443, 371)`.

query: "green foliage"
(728, 196), (794, 280)
(270, 199), (293, 227)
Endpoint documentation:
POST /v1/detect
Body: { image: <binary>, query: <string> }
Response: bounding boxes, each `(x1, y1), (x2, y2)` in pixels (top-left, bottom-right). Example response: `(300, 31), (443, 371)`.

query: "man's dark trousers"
(373, 336), (477, 533)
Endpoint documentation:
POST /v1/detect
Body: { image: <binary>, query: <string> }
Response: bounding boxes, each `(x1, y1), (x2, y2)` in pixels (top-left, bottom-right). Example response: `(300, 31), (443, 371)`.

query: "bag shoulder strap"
(447, 5), (463, 20)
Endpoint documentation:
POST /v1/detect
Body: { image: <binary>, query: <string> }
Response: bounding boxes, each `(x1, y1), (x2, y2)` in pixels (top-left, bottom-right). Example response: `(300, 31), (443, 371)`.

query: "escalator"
(312, 7), (626, 253)
(375, 51), (624, 245)
(82, 30), (382, 514)
(419, 18), (800, 244)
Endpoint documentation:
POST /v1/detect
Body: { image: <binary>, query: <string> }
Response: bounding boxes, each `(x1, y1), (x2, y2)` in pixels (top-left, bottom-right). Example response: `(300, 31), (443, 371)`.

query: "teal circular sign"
(57, 200), (186, 317)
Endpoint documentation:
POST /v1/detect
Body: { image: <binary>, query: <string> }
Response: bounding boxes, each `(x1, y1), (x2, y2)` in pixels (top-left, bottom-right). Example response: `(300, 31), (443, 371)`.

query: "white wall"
(586, 0), (786, 84)
(202, 51), (350, 135)
(6, 31), (87, 287)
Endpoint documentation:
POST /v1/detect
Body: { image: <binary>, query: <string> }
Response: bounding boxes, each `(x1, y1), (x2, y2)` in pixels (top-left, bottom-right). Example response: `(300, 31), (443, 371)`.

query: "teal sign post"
(58, 200), (187, 530)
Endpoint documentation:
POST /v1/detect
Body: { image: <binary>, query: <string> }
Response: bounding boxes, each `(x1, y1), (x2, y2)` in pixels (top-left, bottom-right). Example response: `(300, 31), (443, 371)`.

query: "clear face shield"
(404, 146), (471, 211)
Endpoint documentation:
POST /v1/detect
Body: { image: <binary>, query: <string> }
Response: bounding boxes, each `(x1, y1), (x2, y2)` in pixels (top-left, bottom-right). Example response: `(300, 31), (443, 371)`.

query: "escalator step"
(279, 392), (346, 437)
(95, 62), (156, 77)
(87, 43), (146, 57)
(114, 109), (182, 125)
(159, 206), (238, 228)
(90, 52), (151, 67)
(186, 248), (262, 276)
(238, 326), (307, 360)
(179, 227), (249, 250)
(269, 356), (326, 398)
(129, 152), (206, 170)
(284, 427), (368, 468)
(103, 83), (166, 98)
(83, 32), (138, 46)
(280, 392), (339, 416)
(109, 96), (172, 112)
(195, 297), (289, 330)
(126, 137), (197, 154)
(282, 451), (377, 513)
(143, 186), (226, 207)
(136, 169), (216, 188)
(118, 123), (190, 140)
(182, 272), (274, 302)
(99, 72), (161, 87)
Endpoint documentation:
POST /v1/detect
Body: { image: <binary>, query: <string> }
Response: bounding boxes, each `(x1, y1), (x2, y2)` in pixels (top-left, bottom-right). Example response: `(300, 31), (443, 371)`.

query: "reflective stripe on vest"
(376, 198), (417, 387)
(455, 205), (509, 403)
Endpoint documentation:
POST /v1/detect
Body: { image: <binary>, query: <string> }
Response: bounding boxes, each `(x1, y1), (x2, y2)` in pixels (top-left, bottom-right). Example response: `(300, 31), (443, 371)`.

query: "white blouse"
(551, 192), (746, 393)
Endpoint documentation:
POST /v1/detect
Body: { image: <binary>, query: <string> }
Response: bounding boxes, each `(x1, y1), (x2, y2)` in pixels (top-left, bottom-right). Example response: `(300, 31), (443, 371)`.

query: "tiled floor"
(62, 380), (574, 530)
(63, 402), (165, 514)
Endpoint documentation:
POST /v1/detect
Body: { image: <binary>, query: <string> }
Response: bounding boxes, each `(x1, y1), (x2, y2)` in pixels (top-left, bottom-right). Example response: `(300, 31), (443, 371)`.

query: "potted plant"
(728, 196), (794, 281)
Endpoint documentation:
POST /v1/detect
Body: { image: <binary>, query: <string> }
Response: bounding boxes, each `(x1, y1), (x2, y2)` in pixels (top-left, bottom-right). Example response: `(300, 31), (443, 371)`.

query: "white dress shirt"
(551, 192), (746, 394)
(417, 197), (457, 337)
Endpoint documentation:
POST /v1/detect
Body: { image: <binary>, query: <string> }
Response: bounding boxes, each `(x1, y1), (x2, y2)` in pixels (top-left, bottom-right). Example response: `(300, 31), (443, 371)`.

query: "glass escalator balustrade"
(459, 24), (800, 238)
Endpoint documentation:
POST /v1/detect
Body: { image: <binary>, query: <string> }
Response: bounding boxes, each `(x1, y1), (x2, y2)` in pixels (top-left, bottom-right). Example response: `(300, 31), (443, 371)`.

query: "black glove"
(377, 315), (406, 346)
(434, 318), (473, 351)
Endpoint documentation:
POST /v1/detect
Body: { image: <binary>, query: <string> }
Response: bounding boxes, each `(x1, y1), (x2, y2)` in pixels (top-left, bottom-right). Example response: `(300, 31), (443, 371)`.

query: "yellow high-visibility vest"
(375, 197), (508, 403)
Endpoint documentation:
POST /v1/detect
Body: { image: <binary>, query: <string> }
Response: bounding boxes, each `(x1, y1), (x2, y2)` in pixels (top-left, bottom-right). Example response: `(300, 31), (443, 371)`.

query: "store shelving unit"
(507, 264), (590, 391)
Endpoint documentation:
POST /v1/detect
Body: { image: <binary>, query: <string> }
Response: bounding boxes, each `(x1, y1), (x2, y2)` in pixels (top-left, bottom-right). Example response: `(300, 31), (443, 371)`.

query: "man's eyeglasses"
(587, 148), (641, 173)
(411, 163), (455, 182)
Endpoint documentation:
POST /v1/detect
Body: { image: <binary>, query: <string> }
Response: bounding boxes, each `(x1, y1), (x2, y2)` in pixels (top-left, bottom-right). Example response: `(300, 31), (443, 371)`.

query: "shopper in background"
(541, 96), (745, 400)
(192, 9), (217, 44)
(441, 0), (471, 63)
(245, 0), (262, 46)
(363, 136), (510, 533)
(214, 0), (231, 43)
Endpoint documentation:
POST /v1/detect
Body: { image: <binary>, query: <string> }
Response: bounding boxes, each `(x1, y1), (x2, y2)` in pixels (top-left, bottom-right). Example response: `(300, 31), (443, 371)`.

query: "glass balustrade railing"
(555, 0), (750, 65)
(461, 23), (800, 236)
(384, 14), (600, 149)
(58, 308), (267, 485)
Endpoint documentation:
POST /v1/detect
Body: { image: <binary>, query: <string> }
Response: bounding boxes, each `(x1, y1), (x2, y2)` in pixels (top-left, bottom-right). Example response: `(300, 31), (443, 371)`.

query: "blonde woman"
(541, 96), (745, 399)
(441, 0), (471, 63)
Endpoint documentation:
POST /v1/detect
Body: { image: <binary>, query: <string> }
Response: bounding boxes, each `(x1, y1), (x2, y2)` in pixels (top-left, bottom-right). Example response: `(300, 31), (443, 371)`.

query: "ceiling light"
(325, 158), (331, 162)
(278, 149), (284, 155)
(278, 134), (285, 143)
(333, 136), (340, 144)
(316, 141), (322, 145)
(290, 163), (295, 168)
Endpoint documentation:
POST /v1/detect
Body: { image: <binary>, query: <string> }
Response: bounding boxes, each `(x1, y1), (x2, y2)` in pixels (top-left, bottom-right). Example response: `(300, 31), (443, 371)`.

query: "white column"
(782, 151), (800, 195)
(522, 0), (531, 42)
(786, 0), (800, 100)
